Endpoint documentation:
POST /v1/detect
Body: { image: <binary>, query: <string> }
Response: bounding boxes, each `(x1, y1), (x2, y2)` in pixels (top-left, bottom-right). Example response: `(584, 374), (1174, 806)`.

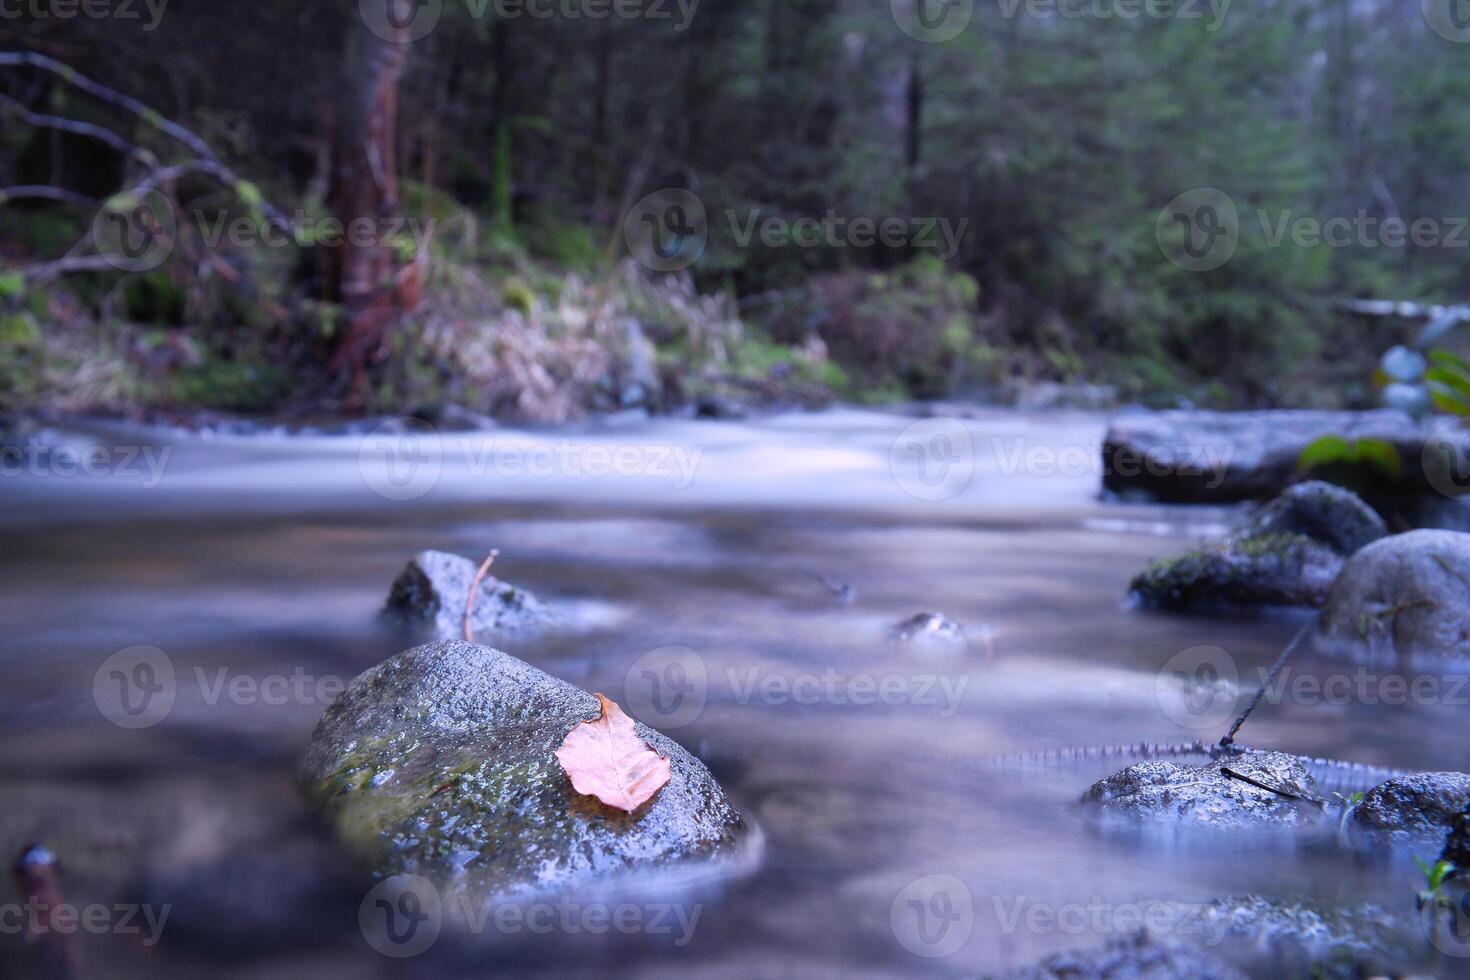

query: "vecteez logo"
(891, 874), (974, 958)
(889, 418), (976, 501)
(91, 189), (176, 273)
(1423, 420), (1470, 499)
(1155, 645), (1239, 731)
(357, 418), (444, 501)
(1424, 0), (1470, 44)
(623, 645), (709, 729)
(360, 875), (442, 957)
(1156, 187), (1239, 272)
(624, 189), (708, 273)
(93, 645), (176, 729)
(360, 0), (444, 42)
(891, 0), (974, 43)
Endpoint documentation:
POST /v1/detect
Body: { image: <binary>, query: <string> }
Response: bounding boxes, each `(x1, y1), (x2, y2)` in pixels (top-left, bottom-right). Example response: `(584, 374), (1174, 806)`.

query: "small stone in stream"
(1351, 772), (1470, 839)
(1317, 529), (1470, 664)
(893, 613), (967, 654)
(299, 641), (748, 905)
(1237, 481), (1387, 556)
(385, 549), (554, 641)
(1081, 751), (1323, 829)
(996, 935), (1247, 980)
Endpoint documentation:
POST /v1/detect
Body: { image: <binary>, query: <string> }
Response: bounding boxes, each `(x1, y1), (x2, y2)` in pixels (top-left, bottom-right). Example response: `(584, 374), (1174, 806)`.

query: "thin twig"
(1221, 766), (1330, 809)
(1219, 616), (1316, 749)
(464, 549), (500, 643)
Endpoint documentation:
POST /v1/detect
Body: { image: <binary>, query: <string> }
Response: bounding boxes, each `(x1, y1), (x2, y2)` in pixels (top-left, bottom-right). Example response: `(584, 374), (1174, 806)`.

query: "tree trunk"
(327, 0), (414, 396)
(331, 6), (409, 311)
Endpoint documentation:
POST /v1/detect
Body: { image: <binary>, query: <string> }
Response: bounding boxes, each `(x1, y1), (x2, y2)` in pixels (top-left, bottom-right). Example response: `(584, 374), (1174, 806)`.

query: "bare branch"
(0, 185), (98, 207)
(0, 50), (288, 227)
(0, 93), (145, 159)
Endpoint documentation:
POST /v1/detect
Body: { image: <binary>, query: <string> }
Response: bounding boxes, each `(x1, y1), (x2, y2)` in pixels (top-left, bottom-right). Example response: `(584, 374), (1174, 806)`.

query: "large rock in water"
(299, 641), (747, 902)
(1129, 482), (1382, 612)
(1081, 751), (1322, 830)
(1317, 530), (1470, 663)
(1102, 409), (1438, 503)
(1351, 772), (1470, 839)
(385, 550), (555, 641)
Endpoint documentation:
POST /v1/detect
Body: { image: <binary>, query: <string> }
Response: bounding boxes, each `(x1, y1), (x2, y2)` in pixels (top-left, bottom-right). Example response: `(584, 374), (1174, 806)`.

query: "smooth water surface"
(1, 407), (1464, 978)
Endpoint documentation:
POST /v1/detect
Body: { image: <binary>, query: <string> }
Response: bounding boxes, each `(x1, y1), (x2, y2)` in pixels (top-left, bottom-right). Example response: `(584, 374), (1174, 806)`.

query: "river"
(0, 406), (1462, 978)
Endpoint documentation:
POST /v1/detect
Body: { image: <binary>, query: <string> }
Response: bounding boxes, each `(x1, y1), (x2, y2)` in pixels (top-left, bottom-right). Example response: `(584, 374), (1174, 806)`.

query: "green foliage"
(122, 272), (187, 325)
(167, 361), (289, 414)
(0, 311), (44, 409)
(1299, 436), (1403, 482)
(522, 214), (600, 276)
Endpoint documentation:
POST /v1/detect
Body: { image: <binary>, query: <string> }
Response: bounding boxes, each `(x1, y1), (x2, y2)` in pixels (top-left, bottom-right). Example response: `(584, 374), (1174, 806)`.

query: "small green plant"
(1416, 855), (1459, 954)
(1332, 791), (1363, 847)
(1417, 857), (1457, 910)
(1298, 436), (1402, 482)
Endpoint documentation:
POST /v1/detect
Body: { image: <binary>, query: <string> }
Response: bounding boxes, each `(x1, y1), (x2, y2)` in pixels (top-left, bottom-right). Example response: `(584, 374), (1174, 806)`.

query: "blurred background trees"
(2, 0), (1469, 419)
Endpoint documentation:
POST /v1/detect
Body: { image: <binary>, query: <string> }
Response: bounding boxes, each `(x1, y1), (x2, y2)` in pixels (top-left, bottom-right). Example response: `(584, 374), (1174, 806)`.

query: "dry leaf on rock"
(555, 693), (671, 813)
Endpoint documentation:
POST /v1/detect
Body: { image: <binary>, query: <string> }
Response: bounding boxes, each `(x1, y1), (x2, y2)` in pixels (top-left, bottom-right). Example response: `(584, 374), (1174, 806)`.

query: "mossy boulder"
(1238, 481), (1386, 555)
(298, 641), (747, 903)
(1130, 482), (1381, 613)
(385, 550), (555, 641)
(1351, 772), (1470, 840)
(1317, 530), (1470, 664)
(1130, 532), (1342, 612)
(1081, 751), (1323, 830)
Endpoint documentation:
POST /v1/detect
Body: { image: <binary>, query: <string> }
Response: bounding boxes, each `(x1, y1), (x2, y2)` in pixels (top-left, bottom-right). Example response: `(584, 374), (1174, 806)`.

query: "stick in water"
(464, 549), (500, 643)
(1219, 615), (1317, 750)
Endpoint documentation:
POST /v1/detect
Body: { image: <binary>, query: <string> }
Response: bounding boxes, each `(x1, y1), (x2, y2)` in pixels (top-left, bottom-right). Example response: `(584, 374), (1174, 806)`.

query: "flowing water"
(1, 407), (1465, 978)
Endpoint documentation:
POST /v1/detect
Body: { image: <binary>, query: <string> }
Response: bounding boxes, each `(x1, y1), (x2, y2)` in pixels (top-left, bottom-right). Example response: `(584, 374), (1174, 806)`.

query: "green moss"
(501, 277), (537, 316)
(1131, 531), (1335, 612)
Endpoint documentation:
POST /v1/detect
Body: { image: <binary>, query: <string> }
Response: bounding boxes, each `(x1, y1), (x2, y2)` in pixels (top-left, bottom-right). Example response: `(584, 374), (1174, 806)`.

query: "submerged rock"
(892, 613), (967, 654)
(1183, 895), (1413, 980)
(1130, 483), (1381, 613)
(1351, 772), (1470, 839)
(1081, 751), (1323, 829)
(996, 936), (1246, 980)
(385, 550), (555, 641)
(1317, 529), (1470, 663)
(299, 641), (747, 903)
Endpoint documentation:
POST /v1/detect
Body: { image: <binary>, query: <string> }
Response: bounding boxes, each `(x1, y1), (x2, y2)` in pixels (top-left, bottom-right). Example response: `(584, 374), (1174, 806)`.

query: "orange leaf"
(554, 693), (671, 813)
